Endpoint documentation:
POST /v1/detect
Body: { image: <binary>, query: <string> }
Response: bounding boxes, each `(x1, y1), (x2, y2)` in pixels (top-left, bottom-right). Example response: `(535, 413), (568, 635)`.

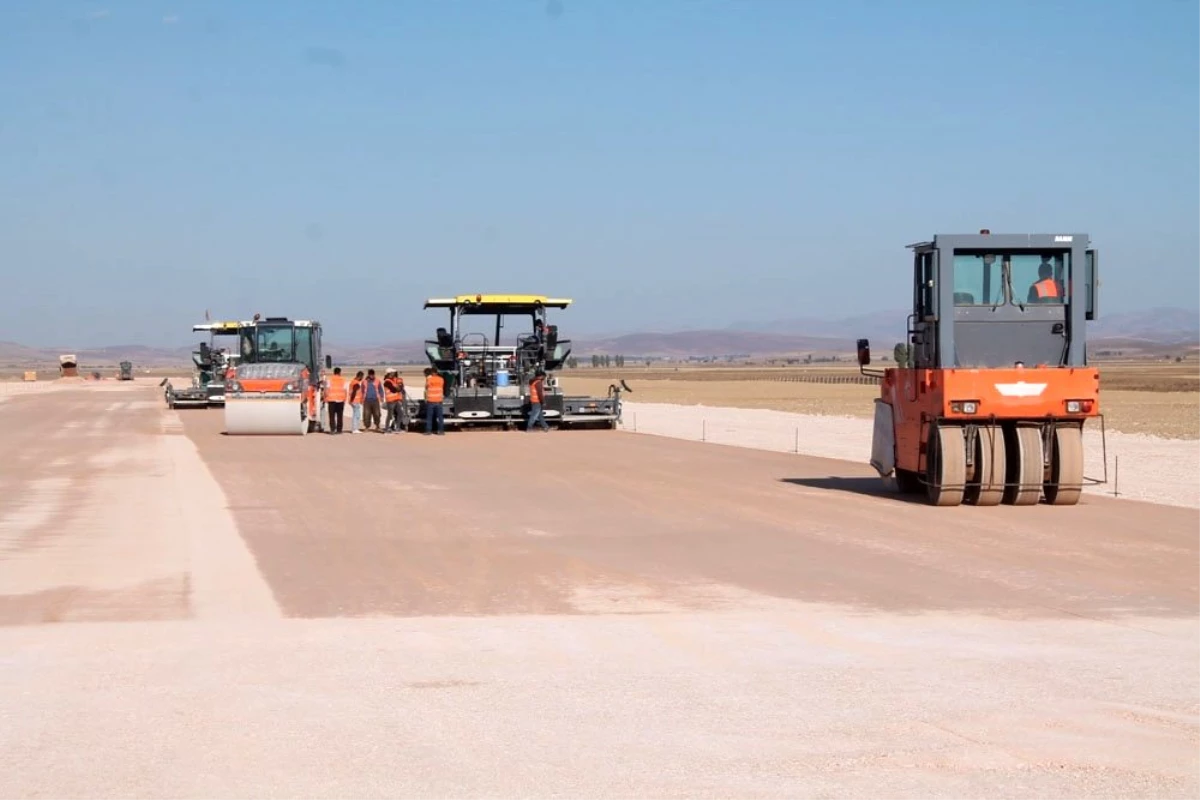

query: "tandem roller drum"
(224, 398), (308, 435)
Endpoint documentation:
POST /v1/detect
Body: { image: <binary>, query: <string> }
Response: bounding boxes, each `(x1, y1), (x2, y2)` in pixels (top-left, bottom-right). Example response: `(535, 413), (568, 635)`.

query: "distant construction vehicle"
(163, 321), (241, 409)
(59, 355), (78, 378)
(192, 321), (242, 405)
(419, 294), (626, 430)
(858, 230), (1103, 506)
(222, 314), (329, 435)
(118, 361), (134, 380)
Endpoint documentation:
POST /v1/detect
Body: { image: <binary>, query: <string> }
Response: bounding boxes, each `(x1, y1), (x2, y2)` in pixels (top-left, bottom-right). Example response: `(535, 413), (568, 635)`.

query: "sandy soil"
(0, 382), (276, 624)
(562, 377), (1200, 440)
(0, 383), (1196, 798)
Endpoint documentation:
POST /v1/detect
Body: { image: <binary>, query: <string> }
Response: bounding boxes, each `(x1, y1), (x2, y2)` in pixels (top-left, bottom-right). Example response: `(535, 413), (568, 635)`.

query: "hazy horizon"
(2, 1), (1197, 349)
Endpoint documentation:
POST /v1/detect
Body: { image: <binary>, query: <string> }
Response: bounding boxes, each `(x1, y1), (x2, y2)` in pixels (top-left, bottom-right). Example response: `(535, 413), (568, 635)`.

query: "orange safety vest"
(325, 374), (348, 403)
(529, 377), (544, 404)
(348, 378), (363, 405)
(384, 378), (404, 404)
(1034, 278), (1060, 299)
(425, 374), (445, 403)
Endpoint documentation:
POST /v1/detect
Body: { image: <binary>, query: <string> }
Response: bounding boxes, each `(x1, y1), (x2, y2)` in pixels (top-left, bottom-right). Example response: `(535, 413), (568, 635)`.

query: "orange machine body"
(234, 365), (311, 396)
(882, 366), (1100, 475)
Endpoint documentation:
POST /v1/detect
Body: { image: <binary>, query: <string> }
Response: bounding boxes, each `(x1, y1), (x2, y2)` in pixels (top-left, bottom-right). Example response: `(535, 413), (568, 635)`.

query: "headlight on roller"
(950, 400), (980, 414)
(1065, 399), (1094, 413)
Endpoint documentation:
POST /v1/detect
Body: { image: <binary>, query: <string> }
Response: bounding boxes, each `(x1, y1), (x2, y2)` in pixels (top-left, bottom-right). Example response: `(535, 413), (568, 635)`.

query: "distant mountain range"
(1, 307), (1195, 367)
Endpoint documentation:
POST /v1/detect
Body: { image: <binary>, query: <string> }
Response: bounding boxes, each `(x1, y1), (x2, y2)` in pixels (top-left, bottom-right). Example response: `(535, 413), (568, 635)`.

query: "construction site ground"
(1, 381), (1197, 798)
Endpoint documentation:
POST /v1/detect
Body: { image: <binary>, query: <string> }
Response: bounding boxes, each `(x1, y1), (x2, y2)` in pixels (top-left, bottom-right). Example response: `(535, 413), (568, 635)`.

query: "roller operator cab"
(858, 231), (1104, 507)
(421, 294), (625, 429)
(222, 315), (331, 435)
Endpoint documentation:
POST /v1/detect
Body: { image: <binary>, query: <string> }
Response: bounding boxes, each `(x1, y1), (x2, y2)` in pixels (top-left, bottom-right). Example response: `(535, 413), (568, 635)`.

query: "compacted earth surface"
(0, 381), (1196, 798)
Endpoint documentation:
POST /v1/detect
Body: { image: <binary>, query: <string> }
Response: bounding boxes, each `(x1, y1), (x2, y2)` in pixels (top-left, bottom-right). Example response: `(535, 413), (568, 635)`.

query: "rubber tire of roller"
(1043, 423), (1084, 506)
(1003, 424), (1043, 506)
(926, 424), (966, 507)
(965, 424), (1006, 506)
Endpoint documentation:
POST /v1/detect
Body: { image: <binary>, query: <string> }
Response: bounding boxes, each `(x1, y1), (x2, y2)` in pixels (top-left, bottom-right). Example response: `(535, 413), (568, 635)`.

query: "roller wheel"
(925, 424), (966, 506)
(1003, 425), (1043, 506)
(896, 469), (922, 494)
(965, 425), (1006, 507)
(1044, 424), (1084, 506)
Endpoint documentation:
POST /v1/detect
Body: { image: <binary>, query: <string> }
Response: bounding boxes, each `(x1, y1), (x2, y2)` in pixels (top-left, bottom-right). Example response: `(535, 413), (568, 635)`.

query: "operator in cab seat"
(517, 320), (545, 368)
(1028, 259), (1063, 303)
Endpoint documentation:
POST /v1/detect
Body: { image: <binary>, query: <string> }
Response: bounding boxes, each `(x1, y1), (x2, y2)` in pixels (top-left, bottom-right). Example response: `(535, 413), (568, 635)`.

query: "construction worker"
(348, 370), (365, 433)
(383, 369), (409, 433)
(302, 365), (317, 424)
(423, 367), (445, 435)
(362, 368), (384, 432)
(324, 366), (348, 434)
(1028, 259), (1063, 303)
(526, 368), (550, 432)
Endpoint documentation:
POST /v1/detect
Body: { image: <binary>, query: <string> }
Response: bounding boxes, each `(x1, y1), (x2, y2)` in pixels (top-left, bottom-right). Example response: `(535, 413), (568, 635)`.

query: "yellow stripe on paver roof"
(424, 295), (573, 308)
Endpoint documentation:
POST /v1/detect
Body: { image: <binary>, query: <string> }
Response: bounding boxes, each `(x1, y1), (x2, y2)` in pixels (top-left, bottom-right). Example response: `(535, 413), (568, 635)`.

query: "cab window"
(952, 253), (1003, 306)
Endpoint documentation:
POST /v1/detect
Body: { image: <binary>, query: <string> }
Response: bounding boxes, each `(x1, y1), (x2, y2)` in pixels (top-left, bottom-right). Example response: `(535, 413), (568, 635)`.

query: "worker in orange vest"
(383, 369), (409, 433)
(526, 368), (550, 432)
(347, 370), (365, 433)
(323, 366), (349, 434)
(301, 365), (317, 423)
(423, 367), (445, 435)
(1028, 260), (1063, 303)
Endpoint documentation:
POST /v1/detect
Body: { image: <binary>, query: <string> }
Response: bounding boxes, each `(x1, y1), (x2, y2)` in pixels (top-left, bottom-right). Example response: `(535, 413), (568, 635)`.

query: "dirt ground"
(562, 377), (1200, 440)
(0, 382), (1197, 798)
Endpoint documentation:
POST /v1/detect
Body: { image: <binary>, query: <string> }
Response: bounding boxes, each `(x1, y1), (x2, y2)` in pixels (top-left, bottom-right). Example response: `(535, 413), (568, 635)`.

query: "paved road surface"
(0, 383), (1196, 798)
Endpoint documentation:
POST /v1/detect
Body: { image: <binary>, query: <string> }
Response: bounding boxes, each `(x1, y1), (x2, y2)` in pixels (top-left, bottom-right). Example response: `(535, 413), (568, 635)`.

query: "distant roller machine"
(222, 314), (330, 435)
(858, 229), (1105, 506)
(418, 294), (627, 430)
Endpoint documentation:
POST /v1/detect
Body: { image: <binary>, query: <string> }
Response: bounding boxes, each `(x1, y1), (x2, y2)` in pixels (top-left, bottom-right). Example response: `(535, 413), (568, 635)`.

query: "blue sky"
(0, 0), (1196, 346)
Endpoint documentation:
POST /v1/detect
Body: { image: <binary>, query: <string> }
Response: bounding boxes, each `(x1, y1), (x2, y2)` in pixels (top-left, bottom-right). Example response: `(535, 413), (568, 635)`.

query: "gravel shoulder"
(562, 377), (1200, 440)
(2, 611), (1196, 799)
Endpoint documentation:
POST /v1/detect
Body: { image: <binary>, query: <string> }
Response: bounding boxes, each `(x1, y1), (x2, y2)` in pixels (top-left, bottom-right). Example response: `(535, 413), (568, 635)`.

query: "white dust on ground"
(618, 401), (1200, 510)
(161, 415), (283, 620)
(0, 384), (280, 621)
(0, 608), (1196, 799)
(0, 380), (72, 404)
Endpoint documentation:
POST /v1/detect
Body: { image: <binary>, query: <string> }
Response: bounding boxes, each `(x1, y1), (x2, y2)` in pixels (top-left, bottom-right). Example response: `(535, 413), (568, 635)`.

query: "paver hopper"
(858, 230), (1105, 506)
